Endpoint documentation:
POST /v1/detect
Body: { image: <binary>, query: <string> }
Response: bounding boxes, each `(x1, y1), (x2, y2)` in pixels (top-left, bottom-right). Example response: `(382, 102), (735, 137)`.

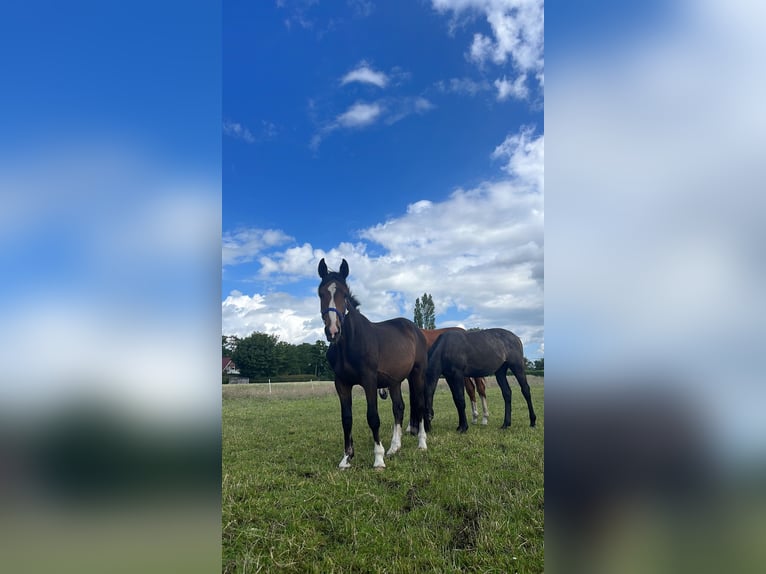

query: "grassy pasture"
(223, 377), (544, 573)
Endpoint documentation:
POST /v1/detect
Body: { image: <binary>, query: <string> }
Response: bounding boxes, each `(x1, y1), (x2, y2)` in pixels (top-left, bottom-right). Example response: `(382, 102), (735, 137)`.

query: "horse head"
(317, 258), (357, 343)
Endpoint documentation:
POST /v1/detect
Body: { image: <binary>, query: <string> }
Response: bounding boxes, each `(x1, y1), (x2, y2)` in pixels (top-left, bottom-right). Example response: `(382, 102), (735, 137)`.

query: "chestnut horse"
(425, 328), (537, 432)
(318, 258), (429, 469)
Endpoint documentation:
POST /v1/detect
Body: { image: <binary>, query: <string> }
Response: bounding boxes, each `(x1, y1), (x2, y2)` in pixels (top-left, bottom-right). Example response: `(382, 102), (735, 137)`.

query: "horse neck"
(426, 343), (443, 379)
(337, 306), (369, 353)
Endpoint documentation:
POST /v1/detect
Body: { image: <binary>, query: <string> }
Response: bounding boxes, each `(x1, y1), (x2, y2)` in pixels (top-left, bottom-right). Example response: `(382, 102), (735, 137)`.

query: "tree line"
(223, 292), (542, 382)
(223, 334), (332, 381)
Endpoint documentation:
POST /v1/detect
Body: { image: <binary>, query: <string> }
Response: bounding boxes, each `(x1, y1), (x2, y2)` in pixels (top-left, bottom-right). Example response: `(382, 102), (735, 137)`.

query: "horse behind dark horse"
(318, 258), (429, 469)
(425, 328), (537, 432)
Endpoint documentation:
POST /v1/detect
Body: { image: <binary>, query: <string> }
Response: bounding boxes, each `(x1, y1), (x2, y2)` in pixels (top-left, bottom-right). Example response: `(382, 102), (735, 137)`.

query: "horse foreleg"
(408, 371), (428, 450)
(386, 385), (404, 456)
(335, 381), (354, 468)
(363, 381), (385, 469)
(417, 419), (428, 450)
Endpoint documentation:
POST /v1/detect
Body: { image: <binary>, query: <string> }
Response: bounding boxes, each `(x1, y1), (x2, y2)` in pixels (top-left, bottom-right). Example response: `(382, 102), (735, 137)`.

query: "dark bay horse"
(425, 328), (537, 432)
(420, 328), (490, 426)
(318, 258), (429, 469)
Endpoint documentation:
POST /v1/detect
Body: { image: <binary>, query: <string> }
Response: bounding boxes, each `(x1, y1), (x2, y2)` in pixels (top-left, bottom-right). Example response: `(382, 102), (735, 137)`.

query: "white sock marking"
(481, 395), (489, 425)
(387, 423), (402, 455)
(373, 441), (386, 468)
(417, 420), (427, 450)
(339, 454), (351, 469)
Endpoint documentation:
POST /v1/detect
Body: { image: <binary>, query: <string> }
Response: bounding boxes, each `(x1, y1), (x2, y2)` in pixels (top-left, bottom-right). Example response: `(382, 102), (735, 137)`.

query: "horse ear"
(318, 258), (328, 278)
(340, 259), (349, 279)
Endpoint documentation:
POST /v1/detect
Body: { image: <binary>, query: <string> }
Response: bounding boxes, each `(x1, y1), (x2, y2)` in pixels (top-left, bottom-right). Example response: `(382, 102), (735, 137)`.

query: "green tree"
(232, 332), (280, 378)
(414, 297), (424, 328)
(413, 293), (436, 329)
(533, 358), (544, 371)
(222, 335), (239, 357)
(422, 293), (436, 329)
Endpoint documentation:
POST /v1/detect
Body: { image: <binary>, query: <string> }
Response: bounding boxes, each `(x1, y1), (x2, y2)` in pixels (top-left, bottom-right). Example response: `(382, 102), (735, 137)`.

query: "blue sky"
(223, 0), (545, 358)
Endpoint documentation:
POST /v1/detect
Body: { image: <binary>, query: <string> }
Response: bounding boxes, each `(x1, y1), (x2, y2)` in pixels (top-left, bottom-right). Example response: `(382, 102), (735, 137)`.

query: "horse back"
(371, 317), (428, 380)
(432, 328), (523, 377)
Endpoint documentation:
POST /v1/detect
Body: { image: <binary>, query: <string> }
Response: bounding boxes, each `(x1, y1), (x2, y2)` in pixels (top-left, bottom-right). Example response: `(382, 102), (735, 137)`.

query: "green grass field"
(222, 377), (544, 573)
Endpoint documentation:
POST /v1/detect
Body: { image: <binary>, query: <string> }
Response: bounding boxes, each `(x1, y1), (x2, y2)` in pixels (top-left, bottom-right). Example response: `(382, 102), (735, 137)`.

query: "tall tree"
(414, 296), (424, 328)
(414, 293), (436, 328)
(422, 293), (436, 329)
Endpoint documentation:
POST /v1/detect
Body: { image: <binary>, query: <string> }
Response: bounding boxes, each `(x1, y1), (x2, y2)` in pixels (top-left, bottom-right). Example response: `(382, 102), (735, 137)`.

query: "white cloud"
(222, 227), (294, 266)
(436, 76), (492, 96)
(494, 73), (528, 100)
(226, 127), (544, 354)
(222, 120), (255, 143)
(222, 290), (324, 343)
(491, 124), (543, 192)
(341, 62), (389, 88)
(336, 101), (383, 127)
(311, 97), (434, 149)
(432, 0), (544, 92)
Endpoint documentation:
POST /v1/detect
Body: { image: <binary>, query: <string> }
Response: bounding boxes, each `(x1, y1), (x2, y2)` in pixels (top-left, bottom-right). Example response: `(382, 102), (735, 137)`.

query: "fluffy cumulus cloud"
(492, 124), (543, 191)
(222, 290), (324, 342)
(432, 0), (544, 99)
(494, 73), (528, 101)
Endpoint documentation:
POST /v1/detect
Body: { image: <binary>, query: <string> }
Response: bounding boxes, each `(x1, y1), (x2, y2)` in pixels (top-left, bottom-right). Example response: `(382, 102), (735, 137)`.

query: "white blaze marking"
(326, 282), (339, 338)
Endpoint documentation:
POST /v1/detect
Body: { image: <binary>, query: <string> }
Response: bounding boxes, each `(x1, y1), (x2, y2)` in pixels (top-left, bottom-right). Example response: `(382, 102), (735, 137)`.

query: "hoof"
(457, 425), (468, 433)
(481, 418), (489, 426)
(500, 423), (510, 430)
(472, 417), (479, 424)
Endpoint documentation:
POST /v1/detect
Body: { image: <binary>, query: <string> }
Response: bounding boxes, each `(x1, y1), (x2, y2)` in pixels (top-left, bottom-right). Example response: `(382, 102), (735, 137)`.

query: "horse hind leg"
(475, 377), (489, 425)
(494, 368), (513, 429)
(362, 379), (386, 469)
(465, 377), (479, 424)
(386, 384), (405, 456)
(447, 374), (469, 433)
(508, 358), (537, 427)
